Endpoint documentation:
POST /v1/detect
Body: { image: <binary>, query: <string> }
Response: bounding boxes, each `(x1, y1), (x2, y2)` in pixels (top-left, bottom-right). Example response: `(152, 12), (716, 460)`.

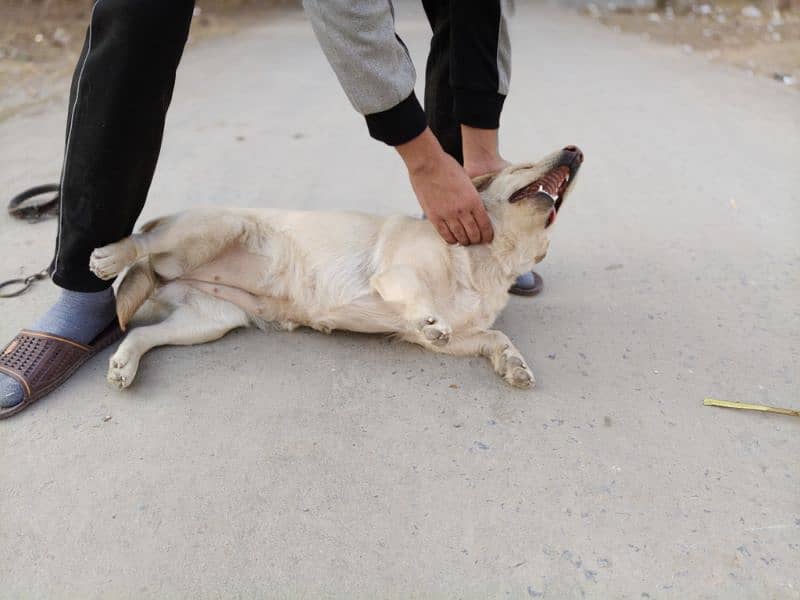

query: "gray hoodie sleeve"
(302, 0), (427, 146)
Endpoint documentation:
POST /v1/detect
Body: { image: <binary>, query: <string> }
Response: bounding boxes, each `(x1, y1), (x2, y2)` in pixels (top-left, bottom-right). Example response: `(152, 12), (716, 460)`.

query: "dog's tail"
(114, 216), (171, 330)
(115, 257), (156, 331)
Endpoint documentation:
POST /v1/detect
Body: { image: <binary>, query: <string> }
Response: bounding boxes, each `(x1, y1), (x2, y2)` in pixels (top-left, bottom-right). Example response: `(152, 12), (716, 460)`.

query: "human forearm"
(302, 0), (426, 146)
(395, 128), (445, 175)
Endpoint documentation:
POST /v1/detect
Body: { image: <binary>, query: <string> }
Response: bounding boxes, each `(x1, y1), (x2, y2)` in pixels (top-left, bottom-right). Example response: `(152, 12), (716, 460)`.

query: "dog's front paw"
(107, 346), (140, 390)
(497, 347), (535, 389)
(419, 316), (451, 346)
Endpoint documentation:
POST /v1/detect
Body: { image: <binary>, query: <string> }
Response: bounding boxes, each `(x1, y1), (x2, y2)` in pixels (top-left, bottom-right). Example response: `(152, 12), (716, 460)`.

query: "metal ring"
(0, 278), (35, 298)
(0, 270), (50, 298)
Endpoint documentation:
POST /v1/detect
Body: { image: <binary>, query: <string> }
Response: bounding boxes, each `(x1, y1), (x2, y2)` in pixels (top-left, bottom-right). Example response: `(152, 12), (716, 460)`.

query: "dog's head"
(477, 145), (583, 269)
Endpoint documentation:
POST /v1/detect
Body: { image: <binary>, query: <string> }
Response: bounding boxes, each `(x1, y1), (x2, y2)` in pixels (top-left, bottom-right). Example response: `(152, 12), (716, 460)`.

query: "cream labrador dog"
(89, 145), (583, 389)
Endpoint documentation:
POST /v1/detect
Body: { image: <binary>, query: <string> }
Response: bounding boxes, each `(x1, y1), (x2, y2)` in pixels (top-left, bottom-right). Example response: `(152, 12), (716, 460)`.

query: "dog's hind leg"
(423, 329), (535, 389)
(371, 266), (452, 346)
(90, 235), (149, 281)
(90, 210), (249, 281)
(107, 285), (249, 389)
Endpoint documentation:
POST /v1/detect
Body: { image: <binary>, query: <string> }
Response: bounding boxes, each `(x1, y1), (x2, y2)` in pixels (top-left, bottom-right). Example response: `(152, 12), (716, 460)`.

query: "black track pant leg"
(52, 0), (195, 292)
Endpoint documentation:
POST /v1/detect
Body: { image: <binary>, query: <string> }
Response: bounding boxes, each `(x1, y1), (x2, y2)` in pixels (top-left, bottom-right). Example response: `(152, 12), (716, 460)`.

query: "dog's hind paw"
(107, 347), (140, 390)
(90, 239), (138, 280)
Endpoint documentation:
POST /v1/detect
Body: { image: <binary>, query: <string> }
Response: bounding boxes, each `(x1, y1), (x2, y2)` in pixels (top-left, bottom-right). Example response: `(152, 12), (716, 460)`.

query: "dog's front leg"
(370, 266), (451, 346)
(431, 329), (535, 389)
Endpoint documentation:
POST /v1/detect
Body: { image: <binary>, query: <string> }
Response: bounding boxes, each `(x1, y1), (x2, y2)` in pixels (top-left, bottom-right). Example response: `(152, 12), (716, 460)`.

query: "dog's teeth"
(536, 185), (558, 203)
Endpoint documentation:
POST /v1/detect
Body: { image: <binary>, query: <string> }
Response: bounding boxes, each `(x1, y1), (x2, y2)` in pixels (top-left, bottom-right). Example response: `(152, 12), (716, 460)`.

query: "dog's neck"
(463, 224), (539, 293)
(484, 201), (541, 276)
(494, 232), (539, 273)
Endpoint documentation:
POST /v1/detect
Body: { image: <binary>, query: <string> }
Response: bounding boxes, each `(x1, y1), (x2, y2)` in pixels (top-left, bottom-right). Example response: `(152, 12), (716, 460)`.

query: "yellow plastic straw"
(704, 398), (800, 417)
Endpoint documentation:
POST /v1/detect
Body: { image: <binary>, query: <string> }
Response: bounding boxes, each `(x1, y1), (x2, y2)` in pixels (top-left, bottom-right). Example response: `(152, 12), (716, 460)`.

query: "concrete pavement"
(1, 2), (798, 598)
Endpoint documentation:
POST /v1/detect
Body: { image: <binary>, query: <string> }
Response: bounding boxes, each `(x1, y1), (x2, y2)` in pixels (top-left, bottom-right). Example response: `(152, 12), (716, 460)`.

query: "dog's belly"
(182, 246), (277, 297)
(179, 244), (402, 334)
(182, 278), (401, 335)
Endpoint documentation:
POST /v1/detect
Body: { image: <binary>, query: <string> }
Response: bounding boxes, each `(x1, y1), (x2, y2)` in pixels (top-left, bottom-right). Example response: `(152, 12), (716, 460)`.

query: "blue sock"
(0, 287), (116, 408)
(514, 271), (536, 288)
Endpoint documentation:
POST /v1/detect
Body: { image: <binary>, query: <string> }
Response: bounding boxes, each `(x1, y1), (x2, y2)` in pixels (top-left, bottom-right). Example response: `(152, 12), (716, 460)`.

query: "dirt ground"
(0, 0), (296, 120)
(581, 1), (799, 87)
(4, 0), (797, 117)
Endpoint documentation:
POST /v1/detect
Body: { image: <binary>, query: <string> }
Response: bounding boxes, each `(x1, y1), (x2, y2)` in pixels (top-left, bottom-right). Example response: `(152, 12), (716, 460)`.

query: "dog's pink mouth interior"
(509, 165), (571, 228)
(536, 165), (571, 202)
(545, 207), (557, 228)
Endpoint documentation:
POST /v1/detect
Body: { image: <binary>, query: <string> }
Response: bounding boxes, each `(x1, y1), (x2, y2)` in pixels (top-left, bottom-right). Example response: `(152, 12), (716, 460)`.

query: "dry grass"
(583, 0), (799, 87)
(0, 0), (297, 119)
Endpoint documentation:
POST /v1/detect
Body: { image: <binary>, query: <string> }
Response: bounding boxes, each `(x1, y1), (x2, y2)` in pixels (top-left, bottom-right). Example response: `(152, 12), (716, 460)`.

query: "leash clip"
(2, 183), (59, 298)
(0, 269), (50, 299)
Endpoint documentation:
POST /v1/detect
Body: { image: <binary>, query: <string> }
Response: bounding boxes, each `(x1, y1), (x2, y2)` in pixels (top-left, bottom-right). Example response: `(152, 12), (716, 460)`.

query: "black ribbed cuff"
(453, 89), (506, 129)
(365, 91), (428, 146)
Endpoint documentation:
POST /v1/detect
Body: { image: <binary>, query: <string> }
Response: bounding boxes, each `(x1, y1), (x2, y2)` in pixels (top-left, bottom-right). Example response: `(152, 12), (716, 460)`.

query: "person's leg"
(53, 0), (195, 291)
(422, 0), (541, 296)
(421, 0), (462, 164)
(423, 0), (510, 168)
(0, 0), (195, 410)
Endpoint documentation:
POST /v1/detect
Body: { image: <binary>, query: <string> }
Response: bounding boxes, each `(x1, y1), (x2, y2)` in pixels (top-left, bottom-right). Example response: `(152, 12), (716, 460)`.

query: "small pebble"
(741, 5), (762, 19)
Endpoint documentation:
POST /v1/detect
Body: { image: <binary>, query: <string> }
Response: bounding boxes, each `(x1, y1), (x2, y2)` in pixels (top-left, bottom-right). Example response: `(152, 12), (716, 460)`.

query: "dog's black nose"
(563, 145), (584, 164)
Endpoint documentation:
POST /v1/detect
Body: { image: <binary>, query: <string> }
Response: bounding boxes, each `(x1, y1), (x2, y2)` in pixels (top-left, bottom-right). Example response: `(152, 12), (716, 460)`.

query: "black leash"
(8, 183), (60, 222)
(1, 183), (60, 298)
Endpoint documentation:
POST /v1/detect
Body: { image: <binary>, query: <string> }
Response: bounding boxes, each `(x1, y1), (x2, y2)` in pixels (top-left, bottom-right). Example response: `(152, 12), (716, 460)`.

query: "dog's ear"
(472, 173), (495, 193)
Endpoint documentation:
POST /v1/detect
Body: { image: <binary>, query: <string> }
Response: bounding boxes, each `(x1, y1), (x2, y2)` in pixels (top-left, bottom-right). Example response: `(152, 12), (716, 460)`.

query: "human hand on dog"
(397, 128), (494, 246)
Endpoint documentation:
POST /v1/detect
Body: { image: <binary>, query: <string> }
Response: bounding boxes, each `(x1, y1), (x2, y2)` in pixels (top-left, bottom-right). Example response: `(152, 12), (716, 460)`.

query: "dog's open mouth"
(534, 165), (571, 206)
(509, 165), (571, 227)
(508, 146), (583, 228)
